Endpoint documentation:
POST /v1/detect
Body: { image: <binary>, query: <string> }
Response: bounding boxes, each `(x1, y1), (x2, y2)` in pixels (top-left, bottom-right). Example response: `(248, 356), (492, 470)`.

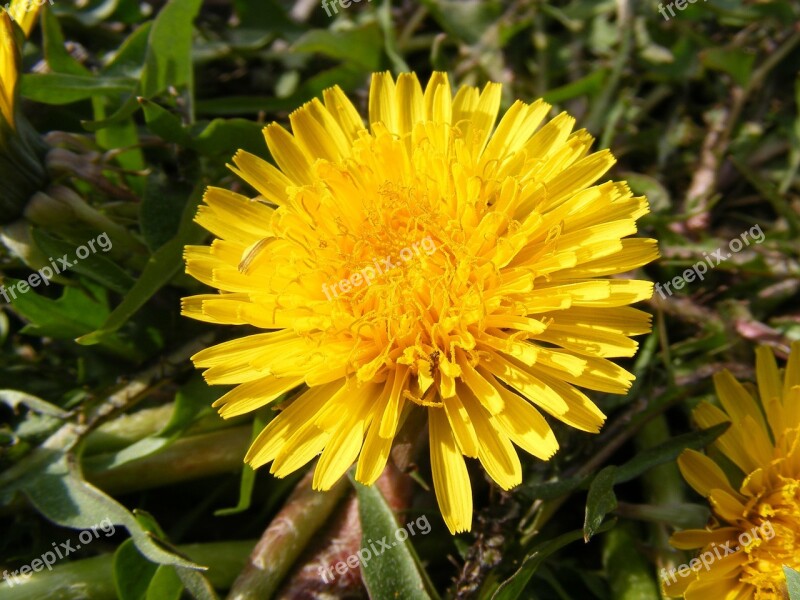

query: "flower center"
(740, 472), (800, 598)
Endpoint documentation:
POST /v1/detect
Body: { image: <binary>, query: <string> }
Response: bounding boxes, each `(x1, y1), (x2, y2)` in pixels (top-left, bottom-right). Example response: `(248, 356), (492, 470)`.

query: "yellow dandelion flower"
(1, 0), (44, 129)
(182, 71), (658, 534)
(665, 341), (800, 598)
(6, 0), (42, 38)
(1, 9), (48, 225)
(0, 11), (19, 130)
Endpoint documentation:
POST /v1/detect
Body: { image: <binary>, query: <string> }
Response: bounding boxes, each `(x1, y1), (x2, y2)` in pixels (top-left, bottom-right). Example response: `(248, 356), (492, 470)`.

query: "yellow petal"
(8, 0), (41, 37)
(489, 379), (558, 460)
(429, 407), (472, 534)
(368, 71), (397, 132)
(460, 387), (521, 489)
(677, 449), (741, 500)
(0, 12), (18, 128)
(322, 85), (365, 142)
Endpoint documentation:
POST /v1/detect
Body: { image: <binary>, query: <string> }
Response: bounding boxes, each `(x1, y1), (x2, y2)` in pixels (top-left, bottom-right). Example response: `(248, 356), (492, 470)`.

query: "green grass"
(1, 0), (800, 598)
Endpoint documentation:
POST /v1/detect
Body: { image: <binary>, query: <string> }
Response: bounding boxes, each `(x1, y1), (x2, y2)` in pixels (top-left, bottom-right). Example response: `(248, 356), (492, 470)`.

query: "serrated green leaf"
(9, 282), (109, 339)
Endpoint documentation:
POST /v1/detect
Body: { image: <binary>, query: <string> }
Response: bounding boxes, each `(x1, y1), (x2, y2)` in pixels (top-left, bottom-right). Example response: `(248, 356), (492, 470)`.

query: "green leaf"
(174, 567), (219, 600)
(17, 453), (203, 570)
(614, 423), (730, 484)
(292, 23), (384, 71)
(140, 99), (193, 146)
(785, 566), (800, 600)
(20, 74), (137, 105)
(194, 94), (301, 116)
(92, 95), (146, 177)
(700, 47), (755, 88)
(518, 474), (588, 501)
(492, 521), (615, 600)
(192, 118), (266, 158)
(9, 282), (109, 339)
(139, 171), (194, 251)
(541, 69), (608, 104)
(104, 22), (154, 78)
(416, 0), (503, 44)
(0, 390), (70, 419)
(602, 525), (660, 600)
(41, 6), (90, 76)
(351, 476), (436, 600)
(233, 0), (297, 34)
(31, 229), (136, 295)
(69, 0), (122, 26)
(141, 0), (203, 98)
(146, 566), (184, 600)
(114, 539), (158, 600)
(91, 375), (217, 470)
(584, 466), (618, 542)
(77, 183), (206, 345)
(214, 409), (269, 517)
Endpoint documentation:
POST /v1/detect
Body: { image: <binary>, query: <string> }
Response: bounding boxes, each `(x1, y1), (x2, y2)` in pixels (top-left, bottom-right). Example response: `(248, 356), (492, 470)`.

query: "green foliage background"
(1, 0), (800, 598)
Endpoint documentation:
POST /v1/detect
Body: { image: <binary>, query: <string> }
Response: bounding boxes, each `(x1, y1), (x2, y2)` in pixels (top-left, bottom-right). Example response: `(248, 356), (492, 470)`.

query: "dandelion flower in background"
(5, 0), (43, 38)
(182, 71), (658, 534)
(0, 8), (48, 224)
(665, 342), (800, 598)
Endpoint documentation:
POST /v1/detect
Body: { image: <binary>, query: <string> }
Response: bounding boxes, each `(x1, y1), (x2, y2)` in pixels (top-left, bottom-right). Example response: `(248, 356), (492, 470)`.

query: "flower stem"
(84, 426), (251, 495)
(226, 470), (349, 600)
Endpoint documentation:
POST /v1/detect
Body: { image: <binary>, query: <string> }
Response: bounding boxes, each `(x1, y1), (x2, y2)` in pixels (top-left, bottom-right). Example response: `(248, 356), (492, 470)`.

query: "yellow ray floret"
(183, 71), (658, 534)
(0, 12), (18, 129)
(665, 342), (800, 599)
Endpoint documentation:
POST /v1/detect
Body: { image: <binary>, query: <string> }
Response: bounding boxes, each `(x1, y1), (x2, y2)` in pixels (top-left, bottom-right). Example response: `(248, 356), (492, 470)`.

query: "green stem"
(226, 470), (349, 600)
(84, 426), (251, 495)
(0, 540), (256, 600)
(633, 415), (686, 596)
